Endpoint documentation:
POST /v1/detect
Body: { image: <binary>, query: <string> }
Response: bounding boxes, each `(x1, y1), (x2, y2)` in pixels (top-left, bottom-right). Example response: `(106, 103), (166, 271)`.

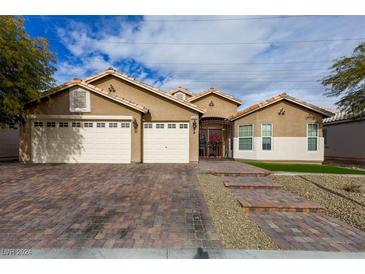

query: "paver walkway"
(250, 212), (365, 252)
(0, 163), (221, 249)
(223, 176), (282, 189)
(220, 164), (365, 252)
(197, 160), (270, 176)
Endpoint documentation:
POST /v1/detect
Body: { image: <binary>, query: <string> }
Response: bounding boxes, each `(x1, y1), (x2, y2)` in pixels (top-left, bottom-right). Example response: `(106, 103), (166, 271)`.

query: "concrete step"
(223, 176), (282, 189)
(230, 189), (324, 213)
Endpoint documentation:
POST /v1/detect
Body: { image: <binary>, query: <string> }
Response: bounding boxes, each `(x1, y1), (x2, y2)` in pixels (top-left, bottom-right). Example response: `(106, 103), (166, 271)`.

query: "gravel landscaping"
(271, 175), (365, 231)
(196, 174), (277, 249)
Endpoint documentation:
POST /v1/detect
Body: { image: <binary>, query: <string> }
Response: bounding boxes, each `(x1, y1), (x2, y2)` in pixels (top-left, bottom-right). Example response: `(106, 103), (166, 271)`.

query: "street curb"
(1, 248), (365, 259)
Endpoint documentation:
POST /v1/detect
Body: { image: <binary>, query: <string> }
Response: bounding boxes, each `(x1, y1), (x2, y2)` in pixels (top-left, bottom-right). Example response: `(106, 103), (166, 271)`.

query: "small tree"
(0, 16), (56, 126)
(322, 42), (365, 118)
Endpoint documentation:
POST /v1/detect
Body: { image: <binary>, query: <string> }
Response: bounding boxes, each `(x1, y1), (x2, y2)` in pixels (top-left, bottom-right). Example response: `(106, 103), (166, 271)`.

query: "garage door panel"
(143, 122), (189, 163)
(32, 120), (131, 163)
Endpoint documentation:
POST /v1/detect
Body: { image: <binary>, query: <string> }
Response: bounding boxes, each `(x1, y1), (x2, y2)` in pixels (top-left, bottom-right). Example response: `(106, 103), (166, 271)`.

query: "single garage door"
(31, 120), (131, 163)
(143, 122), (189, 163)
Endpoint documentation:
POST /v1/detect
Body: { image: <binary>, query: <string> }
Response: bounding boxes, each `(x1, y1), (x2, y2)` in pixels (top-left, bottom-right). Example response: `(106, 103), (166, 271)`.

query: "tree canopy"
(0, 16), (56, 126)
(322, 42), (365, 118)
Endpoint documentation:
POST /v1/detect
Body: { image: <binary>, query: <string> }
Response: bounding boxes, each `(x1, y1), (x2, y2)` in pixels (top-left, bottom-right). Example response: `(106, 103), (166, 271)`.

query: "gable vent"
(69, 88), (91, 112)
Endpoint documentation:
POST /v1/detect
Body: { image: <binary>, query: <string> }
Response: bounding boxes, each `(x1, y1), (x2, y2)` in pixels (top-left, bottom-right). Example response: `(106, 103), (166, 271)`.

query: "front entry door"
(208, 129), (222, 157)
(199, 129), (223, 158)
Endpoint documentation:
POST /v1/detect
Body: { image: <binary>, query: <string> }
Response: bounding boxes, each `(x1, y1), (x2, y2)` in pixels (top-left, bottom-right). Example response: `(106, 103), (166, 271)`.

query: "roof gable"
(169, 87), (193, 97)
(231, 93), (333, 121)
(188, 87), (242, 106)
(30, 79), (149, 113)
(84, 68), (205, 114)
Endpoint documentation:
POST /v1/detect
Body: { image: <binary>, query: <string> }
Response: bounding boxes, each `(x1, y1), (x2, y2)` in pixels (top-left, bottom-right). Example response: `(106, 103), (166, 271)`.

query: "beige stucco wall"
(324, 120), (365, 160)
(190, 94), (238, 119)
(233, 100), (324, 137)
(20, 88), (143, 163)
(90, 75), (200, 161)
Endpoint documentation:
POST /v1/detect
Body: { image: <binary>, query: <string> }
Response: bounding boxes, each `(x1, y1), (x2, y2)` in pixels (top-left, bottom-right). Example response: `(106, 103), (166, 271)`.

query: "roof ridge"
(83, 68), (205, 113)
(188, 87), (242, 105)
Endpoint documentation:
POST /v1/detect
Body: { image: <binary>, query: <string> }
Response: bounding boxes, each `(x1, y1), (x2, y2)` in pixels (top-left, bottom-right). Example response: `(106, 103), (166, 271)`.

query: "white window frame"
(47, 121), (56, 128)
(109, 122), (118, 128)
(72, 122), (81, 128)
(179, 123), (188, 129)
(307, 123), (319, 152)
(59, 122), (69, 128)
(261, 123), (273, 151)
(84, 122), (93, 128)
(238, 124), (254, 151)
(34, 121), (43, 128)
(168, 123), (176, 129)
(96, 122), (106, 128)
(144, 123), (152, 129)
(156, 123), (164, 129)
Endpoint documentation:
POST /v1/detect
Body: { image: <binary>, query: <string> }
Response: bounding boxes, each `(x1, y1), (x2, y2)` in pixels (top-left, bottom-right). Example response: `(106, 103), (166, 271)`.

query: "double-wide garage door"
(31, 120), (131, 163)
(143, 122), (189, 163)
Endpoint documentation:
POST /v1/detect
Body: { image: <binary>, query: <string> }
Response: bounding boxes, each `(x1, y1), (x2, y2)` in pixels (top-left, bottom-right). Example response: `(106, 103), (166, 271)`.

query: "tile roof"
(231, 93), (333, 121)
(188, 87), (242, 105)
(323, 110), (364, 124)
(83, 68), (205, 114)
(31, 79), (149, 113)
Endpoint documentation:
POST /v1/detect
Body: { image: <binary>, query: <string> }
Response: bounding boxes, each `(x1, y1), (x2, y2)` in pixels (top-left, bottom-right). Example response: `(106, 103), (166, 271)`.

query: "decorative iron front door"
(208, 129), (222, 158)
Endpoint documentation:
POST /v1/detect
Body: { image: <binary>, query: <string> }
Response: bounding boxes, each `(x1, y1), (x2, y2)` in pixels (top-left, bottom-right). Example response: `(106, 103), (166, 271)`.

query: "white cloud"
(55, 16), (365, 107)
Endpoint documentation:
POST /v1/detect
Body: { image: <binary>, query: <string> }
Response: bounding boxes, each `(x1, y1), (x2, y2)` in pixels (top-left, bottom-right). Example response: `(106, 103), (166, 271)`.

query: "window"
(144, 123), (152, 129)
(59, 122), (68, 128)
(156, 124), (164, 129)
(97, 122), (106, 128)
(84, 122), (93, 128)
(47, 122), (56, 128)
(262, 124), (272, 151)
(168, 123), (176, 129)
(34, 121), (43, 127)
(308, 124), (318, 151)
(238, 125), (253, 150)
(121, 122), (130, 128)
(180, 123), (188, 129)
(72, 122), (81, 128)
(109, 122), (118, 128)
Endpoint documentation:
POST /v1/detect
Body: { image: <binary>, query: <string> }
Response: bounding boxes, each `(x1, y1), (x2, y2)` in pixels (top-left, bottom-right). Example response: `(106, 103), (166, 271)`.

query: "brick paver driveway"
(0, 163), (221, 249)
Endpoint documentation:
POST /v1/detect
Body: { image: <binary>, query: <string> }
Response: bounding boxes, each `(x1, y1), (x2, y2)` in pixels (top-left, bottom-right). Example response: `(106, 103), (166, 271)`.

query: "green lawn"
(240, 161), (365, 175)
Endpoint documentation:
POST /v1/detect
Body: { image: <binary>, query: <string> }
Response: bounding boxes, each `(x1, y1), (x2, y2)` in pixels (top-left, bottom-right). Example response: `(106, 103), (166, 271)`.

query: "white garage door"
(31, 120), (131, 163)
(143, 122), (189, 163)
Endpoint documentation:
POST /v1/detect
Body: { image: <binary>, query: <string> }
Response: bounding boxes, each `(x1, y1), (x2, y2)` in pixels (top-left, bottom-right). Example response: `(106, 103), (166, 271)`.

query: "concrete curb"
(1, 248), (365, 259)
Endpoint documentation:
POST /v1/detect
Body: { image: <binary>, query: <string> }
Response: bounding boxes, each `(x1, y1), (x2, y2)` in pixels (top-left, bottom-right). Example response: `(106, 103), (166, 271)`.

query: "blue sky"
(24, 15), (365, 108)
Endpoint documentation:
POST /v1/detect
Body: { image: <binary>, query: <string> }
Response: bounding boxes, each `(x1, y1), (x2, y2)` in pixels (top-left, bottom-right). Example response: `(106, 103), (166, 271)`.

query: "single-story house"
(17, 67), (333, 164)
(323, 111), (365, 167)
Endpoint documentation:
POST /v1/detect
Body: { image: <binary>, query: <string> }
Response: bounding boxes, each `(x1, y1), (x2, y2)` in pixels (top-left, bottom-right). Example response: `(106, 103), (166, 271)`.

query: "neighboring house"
(0, 125), (19, 161)
(323, 111), (365, 167)
(18, 67), (332, 164)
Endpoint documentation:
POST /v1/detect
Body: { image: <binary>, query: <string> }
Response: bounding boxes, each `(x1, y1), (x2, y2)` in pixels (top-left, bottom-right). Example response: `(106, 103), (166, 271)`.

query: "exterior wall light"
(192, 118), (197, 133)
(132, 118), (138, 130)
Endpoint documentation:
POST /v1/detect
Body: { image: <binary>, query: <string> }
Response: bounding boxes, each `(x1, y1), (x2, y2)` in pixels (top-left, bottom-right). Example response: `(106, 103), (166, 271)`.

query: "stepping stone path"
(223, 174), (365, 252)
